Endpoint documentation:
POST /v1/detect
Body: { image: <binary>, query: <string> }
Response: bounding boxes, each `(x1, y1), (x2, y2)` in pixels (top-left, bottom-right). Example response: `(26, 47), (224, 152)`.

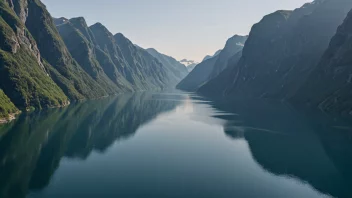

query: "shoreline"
(0, 112), (21, 124)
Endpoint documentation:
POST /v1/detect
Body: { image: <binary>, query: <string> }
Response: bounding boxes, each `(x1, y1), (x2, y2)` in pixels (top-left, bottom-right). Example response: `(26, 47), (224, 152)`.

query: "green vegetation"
(0, 89), (18, 118)
(0, 0), (69, 110)
(25, 0), (108, 99)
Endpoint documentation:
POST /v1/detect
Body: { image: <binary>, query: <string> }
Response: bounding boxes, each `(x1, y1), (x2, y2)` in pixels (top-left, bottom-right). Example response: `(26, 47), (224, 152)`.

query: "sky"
(42, 0), (310, 62)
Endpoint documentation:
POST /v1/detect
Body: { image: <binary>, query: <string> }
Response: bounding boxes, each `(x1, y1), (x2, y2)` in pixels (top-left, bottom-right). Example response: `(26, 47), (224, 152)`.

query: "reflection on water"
(0, 92), (350, 198)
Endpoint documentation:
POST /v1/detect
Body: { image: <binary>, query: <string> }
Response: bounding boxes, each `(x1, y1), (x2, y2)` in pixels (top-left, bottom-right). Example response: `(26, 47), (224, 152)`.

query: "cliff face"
(209, 35), (247, 79)
(1, 0), (187, 115)
(176, 55), (219, 92)
(177, 35), (247, 92)
(24, 0), (108, 100)
(0, 0), (68, 109)
(56, 17), (122, 95)
(292, 9), (352, 116)
(114, 33), (169, 90)
(199, 0), (352, 100)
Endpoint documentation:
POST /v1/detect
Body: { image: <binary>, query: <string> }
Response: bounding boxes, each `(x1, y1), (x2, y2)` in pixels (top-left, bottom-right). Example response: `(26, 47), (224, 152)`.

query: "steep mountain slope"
(179, 59), (198, 72)
(88, 23), (134, 91)
(0, 89), (18, 118)
(55, 17), (121, 94)
(23, 0), (107, 99)
(90, 23), (169, 91)
(176, 55), (219, 92)
(177, 35), (247, 92)
(0, 0), (68, 110)
(197, 51), (243, 96)
(200, 0), (352, 99)
(114, 33), (170, 89)
(146, 48), (189, 84)
(203, 50), (222, 62)
(291, 9), (352, 116)
(209, 35), (247, 79)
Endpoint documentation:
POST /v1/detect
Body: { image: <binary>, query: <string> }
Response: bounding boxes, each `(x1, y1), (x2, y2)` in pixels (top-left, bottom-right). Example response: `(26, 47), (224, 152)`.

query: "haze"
(42, 0), (309, 62)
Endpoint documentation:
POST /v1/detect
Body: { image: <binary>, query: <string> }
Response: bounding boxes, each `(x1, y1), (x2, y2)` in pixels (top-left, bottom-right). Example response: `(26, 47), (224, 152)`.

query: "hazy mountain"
(176, 55), (219, 91)
(291, 9), (352, 116)
(179, 59), (197, 67)
(177, 35), (247, 92)
(114, 33), (171, 89)
(202, 50), (222, 62)
(179, 59), (198, 72)
(199, 0), (352, 100)
(88, 23), (134, 91)
(209, 35), (247, 79)
(146, 48), (189, 85)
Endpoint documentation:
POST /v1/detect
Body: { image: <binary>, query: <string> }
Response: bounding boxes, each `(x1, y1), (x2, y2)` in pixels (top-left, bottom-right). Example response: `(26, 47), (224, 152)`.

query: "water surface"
(0, 92), (351, 198)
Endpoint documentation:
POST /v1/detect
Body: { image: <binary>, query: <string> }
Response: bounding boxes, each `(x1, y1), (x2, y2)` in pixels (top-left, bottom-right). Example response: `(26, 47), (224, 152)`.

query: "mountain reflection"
(209, 97), (352, 198)
(0, 92), (181, 198)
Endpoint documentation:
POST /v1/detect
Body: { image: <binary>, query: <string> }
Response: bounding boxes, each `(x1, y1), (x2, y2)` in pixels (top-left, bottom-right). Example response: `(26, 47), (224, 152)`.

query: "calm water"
(0, 92), (351, 198)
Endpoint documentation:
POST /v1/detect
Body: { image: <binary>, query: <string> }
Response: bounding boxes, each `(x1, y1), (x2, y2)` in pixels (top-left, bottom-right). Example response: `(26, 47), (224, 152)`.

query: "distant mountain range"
(178, 0), (352, 117)
(179, 59), (199, 72)
(1, 0), (352, 119)
(177, 35), (248, 91)
(0, 0), (187, 119)
(202, 50), (222, 62)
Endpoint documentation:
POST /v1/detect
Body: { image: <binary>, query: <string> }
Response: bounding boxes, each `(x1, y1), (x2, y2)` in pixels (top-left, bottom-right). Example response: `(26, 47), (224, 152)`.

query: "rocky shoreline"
(0, 112), (21, 124)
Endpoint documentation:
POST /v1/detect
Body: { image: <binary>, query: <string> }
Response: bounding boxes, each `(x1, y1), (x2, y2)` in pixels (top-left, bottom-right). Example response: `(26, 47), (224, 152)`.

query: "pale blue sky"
(42, 0), (309, 62)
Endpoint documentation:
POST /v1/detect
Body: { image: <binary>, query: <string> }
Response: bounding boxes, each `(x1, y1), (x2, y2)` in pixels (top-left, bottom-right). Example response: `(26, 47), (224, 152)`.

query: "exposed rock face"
(56, 17), (122, 94)
(88, 22), (173, 91)
(24, 0), (107, 100)
(209, 35), (247, 79)
(114, 33), (169, 90)
(177, 35), (247, 92)
(291, 9), (352, 116)
(197, 51), (243, 96)
(0, 0), (68, 109)
(199, 0), (352, 99)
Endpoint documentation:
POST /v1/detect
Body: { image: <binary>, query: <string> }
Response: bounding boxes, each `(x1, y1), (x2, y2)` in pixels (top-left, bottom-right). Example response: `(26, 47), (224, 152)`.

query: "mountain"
(53, 17), (68, 26)
(23, 0), (109, 100)
(291, 9), (352, 116)
(0, 0), (69, 110)
(179, 59), (197, 67)
(202, 50), (222, 61)
(0, 90), (18, 120)
(179, 59), (198, 72)
(209, 35), (247, 79)
(113, 33), (171, 89)
(55, 17), (122, 95)
(176, 55), (219, 92)
(146, 48), (189, 85)
(87, 23), (134, 91)
(177, 35), (247, 92)
(199, 0), (352, 99)
(0, 0), (189, 120)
